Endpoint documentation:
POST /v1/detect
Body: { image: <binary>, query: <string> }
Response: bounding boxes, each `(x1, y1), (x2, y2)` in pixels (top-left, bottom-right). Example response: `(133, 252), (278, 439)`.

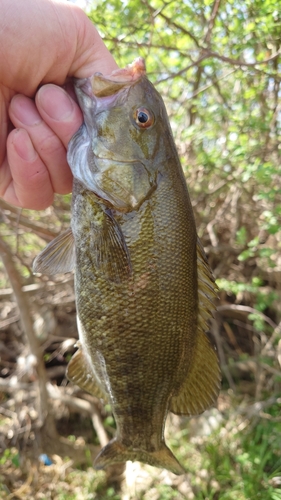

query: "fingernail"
(13, 129), (37, 161)
(11, 95), (42, 126)
(37, 85), (74, 121)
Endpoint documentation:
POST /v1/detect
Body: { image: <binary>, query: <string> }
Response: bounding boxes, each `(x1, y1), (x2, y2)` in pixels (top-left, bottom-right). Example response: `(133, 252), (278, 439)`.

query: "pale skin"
(0, 0), (118, 210)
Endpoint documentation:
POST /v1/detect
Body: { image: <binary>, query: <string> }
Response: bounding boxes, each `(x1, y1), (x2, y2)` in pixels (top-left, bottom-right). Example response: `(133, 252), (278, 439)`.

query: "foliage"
(1, 0), (281, 498)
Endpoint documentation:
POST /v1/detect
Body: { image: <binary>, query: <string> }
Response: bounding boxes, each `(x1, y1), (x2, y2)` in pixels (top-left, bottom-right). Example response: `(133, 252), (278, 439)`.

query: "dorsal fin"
(169, 329), (221, 416)
(197, 238), (218, 331)
(169, 239), (221, 416)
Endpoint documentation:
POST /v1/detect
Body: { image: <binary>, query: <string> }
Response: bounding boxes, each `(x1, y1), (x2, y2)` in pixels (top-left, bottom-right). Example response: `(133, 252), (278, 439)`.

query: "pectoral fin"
(66, 347), (107, 401)
(91, 208), (132, 283)
(33, 228), (75, 275)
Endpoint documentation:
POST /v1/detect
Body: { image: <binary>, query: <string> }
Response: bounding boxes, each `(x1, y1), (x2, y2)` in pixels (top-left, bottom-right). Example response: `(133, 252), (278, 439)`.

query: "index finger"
(36, 84), (83, 148)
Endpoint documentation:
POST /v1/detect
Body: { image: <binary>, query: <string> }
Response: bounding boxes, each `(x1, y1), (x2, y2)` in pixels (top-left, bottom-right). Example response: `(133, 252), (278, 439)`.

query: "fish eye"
(134, 107), (154, 128)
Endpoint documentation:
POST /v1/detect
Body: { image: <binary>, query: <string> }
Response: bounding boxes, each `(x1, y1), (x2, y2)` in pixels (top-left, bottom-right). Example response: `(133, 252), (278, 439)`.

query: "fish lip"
(73, 57), (146, 100)
(94, 57), (146, 88)
(73, 76), (125, 117)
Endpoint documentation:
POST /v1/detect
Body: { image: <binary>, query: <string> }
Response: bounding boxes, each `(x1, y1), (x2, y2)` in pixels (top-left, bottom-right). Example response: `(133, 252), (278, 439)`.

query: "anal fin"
(66, 347), (107, 401)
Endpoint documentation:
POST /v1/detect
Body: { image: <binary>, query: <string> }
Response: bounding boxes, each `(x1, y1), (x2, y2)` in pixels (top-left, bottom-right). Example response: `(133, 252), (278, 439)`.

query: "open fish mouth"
(73, 58), (146, 113)
(91, 57), (146, 97)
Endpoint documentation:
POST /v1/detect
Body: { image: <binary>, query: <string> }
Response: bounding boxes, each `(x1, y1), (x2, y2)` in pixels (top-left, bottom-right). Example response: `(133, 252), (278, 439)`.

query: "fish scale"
(33, 58), (221, 475)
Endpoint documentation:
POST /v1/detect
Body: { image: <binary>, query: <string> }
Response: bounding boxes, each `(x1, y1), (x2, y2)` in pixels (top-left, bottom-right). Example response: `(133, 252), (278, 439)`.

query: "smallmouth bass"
(34, 58), (221, 475)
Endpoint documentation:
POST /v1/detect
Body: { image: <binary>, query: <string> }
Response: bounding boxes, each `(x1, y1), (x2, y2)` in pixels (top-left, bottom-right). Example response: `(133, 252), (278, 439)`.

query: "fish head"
(67, 58), (172, 212)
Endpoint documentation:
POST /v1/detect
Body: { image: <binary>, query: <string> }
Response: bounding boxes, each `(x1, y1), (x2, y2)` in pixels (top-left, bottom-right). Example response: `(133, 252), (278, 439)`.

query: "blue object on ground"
(39, 453), (53, 466)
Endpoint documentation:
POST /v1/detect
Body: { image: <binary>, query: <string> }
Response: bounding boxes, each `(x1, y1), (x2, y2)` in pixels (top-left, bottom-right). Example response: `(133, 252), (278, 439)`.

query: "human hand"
(0, 0), (117, 209)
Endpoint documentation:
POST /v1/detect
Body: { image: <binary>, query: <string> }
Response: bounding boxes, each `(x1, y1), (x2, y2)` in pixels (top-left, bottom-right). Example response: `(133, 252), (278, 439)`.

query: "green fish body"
(34, 58), (220, 475)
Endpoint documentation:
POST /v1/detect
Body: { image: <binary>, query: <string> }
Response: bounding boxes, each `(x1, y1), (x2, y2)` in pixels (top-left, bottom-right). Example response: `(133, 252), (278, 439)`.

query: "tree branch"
(203, 0), (222, 46)
(0, 235), (50, 424)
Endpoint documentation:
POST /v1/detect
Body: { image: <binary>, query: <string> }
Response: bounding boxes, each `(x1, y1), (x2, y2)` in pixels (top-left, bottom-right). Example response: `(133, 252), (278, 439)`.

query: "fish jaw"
(72, 77), (127, 134)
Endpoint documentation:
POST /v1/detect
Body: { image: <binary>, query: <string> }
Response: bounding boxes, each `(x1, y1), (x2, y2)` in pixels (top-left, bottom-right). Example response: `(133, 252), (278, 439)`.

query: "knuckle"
(36, 131), (64, 159)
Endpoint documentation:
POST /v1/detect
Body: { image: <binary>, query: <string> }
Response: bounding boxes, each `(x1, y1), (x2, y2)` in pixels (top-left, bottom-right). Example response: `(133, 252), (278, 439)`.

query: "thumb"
(69, 7), (118, 78)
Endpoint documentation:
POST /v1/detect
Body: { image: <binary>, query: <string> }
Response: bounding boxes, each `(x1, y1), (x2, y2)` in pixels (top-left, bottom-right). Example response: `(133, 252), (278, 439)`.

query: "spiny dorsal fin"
(33, 228), (75, 275)
(169, 239), (221, 416)
(66, 347), (107, 401)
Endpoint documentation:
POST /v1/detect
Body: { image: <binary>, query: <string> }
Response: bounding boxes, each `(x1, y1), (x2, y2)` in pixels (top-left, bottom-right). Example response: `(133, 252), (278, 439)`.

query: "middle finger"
(9, 94), (72, 194)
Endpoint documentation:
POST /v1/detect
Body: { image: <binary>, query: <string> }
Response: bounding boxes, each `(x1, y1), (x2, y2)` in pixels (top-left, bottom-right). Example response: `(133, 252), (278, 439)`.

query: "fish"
(33, 58), (221, 475)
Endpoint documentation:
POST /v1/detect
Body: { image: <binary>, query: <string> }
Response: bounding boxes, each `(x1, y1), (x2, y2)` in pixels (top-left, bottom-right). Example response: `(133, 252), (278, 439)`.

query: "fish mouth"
(93, 57), (146, 97)
(74, 58), (146, 107)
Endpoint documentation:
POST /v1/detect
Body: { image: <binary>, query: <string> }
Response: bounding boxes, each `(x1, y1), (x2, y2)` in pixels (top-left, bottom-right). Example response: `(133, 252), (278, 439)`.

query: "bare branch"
(156, 49), (281, 83)
(204, 0), (222, 46)
(0, 199), (58, 241)
(0, 235), (50, 423)
(156, 54), (209, 83)
(207, 48), (281, 67)
(218, 304), (276, 330)
(157, 11), (201, 48)
(102, 37), (193, 59)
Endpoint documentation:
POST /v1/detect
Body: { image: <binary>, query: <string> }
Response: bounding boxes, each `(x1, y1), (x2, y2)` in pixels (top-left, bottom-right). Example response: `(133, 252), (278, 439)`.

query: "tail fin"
(94, 438), (185, 475)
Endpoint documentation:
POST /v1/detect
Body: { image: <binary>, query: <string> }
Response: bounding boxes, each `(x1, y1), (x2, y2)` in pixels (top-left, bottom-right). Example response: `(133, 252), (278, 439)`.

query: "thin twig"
(0, 199), (58, 241)
(47, 383), (109, 447)
(156, 49), (281, 83)
(156, 10), (201, 48)
(217, 304), (276, 330)
(207, 48), (281, 67)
